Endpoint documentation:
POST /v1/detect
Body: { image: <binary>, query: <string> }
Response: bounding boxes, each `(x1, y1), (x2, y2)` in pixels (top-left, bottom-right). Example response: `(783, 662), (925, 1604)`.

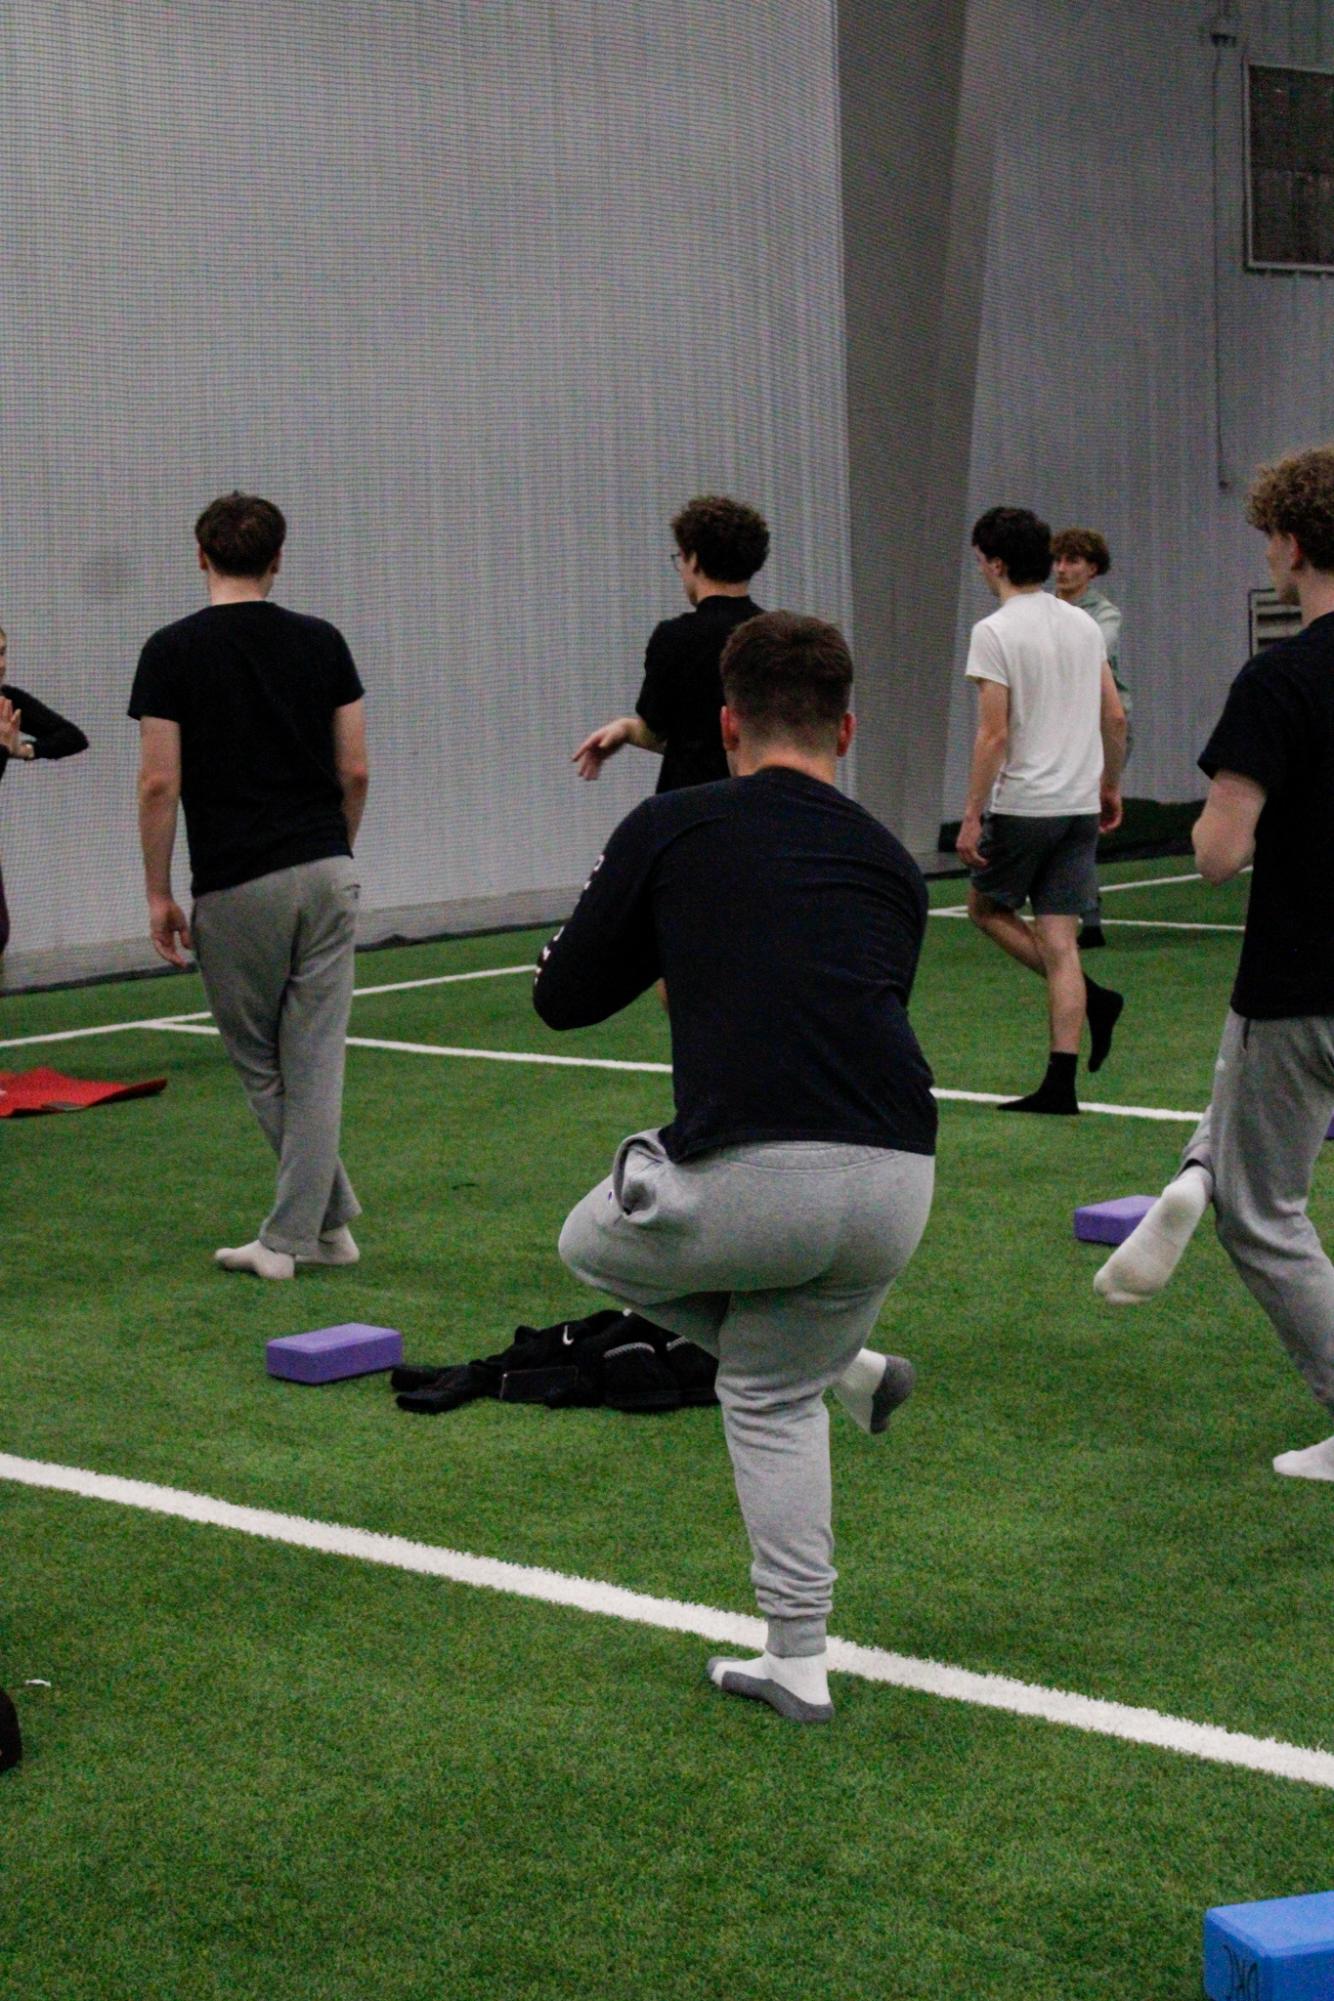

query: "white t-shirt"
(966, 591), (1107, 816)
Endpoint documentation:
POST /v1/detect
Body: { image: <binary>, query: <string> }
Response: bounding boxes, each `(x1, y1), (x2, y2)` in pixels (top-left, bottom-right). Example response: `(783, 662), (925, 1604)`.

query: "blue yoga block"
(267, 1323), (403, 1384)
(1205, 1892), (1334, 2000)
(1074, 1195), (1155, 1246)
(1327, 1115), (1334, 1141)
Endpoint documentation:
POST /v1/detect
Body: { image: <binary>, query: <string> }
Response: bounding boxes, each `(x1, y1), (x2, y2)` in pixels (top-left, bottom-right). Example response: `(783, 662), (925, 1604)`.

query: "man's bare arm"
(572, 714), (666, 780)
(333, 698), (369, 846)
(1098, 661), (1127, 832)
(137, 716), (191, 967)
(956, 680), (1010, 868)
(1193, 769), (1265, 884)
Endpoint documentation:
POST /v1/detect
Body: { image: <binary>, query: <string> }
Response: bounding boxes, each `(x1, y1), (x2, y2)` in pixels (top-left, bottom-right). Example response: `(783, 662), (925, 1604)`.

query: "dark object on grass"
(393, 1309), (719, 1415)
(0, 1687), (22, 1772)
(1078, 924), (1106, 950)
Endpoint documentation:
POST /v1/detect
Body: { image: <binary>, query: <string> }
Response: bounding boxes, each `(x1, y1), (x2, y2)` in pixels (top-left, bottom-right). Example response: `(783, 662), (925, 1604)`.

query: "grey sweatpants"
(192, 856), (361, 1257)
(559, 1131), (935, 1652)
(1183, 1009), (1334, 1409)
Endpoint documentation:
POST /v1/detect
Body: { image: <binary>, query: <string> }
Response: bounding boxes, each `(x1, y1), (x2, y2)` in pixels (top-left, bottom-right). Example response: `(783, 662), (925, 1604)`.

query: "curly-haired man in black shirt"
(573, 495), (768, 793)
(1096, 446), (1334, 1483)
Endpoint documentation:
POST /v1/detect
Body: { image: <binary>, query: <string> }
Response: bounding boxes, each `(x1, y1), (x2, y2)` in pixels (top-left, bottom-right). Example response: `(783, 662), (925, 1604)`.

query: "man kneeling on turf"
(533, 611), (937, 1723)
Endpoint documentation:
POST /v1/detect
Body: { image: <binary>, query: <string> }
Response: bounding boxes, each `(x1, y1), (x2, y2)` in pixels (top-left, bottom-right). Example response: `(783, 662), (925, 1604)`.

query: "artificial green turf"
(4, 1493), (1331, 2001)
(4, 871), (1334, 2000)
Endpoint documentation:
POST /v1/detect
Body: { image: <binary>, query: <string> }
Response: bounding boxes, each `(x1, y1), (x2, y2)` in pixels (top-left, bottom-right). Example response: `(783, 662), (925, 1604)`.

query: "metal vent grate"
(1248, 587), (1303, 653)
(1246, 62), (1334, 271)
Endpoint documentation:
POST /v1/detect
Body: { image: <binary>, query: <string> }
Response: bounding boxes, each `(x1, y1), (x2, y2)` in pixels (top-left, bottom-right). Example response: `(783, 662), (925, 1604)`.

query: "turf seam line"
(2, 1450), (1330, 1790)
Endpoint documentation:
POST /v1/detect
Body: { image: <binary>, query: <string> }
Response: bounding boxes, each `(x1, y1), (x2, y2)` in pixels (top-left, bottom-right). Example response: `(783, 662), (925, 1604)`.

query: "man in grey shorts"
(957, 507), (1127, 1114)
(131, 493), (369, 1279)
(535, 611), (937, 1723)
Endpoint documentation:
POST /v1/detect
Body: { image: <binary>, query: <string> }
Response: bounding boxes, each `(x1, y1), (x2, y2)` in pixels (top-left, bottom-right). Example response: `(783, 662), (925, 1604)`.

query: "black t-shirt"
(0, 683), (88, 789)
(1199, 610), (1334, 1017)
(128, 602), (364, 897)
(635, 595), (761, 792)
(533, 765), (937, 1161)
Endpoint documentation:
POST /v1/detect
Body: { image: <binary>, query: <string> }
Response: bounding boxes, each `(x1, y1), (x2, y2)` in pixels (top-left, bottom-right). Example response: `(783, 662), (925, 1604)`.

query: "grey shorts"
(970, 812), (1099, 916)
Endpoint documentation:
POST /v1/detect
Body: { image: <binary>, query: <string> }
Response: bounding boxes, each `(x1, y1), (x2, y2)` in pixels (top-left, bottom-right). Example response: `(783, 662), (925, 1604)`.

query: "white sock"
(706, 1649), (831, 1720)
(832, 1349), (884, 1431)
(296, 1226), (360, 1268)
(1093, 1165), (1212, 1305)
(1273, 1435), (1334, 1483)
(832, 1349), (915, 1434)
(214, 1239), (295, 1280)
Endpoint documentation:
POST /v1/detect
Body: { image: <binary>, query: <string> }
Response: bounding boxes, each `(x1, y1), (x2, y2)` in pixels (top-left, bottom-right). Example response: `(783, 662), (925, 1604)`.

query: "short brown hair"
(720, 610), (852, 746)
(671, 496), (770, 584)
(1051, 526), (1111, 574)
(195, 492), (287, 577)
(1247, 447), (1334, 572)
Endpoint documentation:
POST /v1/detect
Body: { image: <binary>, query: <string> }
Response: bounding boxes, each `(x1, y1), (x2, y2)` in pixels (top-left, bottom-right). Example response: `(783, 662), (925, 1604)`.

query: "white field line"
(933, 864), (1252, 920)
(929, 910), (1241, 932)
(933, 1088), (1201, 1122)
(351, 965), (533, 999)
(0, 965), (535, 1054)
(141, 1020), (1205, 1121)
(2, 1449), (1330, 1791)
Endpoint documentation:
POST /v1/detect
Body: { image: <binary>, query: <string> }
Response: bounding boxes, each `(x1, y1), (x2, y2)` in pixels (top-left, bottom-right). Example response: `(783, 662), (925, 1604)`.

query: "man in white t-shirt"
(956, 506), (1128, 1113)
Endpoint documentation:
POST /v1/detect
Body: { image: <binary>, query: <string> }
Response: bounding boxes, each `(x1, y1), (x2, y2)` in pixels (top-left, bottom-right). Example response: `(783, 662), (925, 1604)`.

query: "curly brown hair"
(1247, 448), (1334, 571)
(671, 496), (770, 584)
(1051, 526), (1110, 574)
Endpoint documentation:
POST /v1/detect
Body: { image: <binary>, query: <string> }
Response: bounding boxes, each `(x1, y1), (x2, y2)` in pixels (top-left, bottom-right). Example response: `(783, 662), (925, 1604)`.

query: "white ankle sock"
(1273, 1434), (1334, 1482)
(1094, 1165), (1212, 1304)
(832, 1349), (915, 1434)
(706, 1648), (832, 1720)
(214, 1239), (295, 1280)
(832, 1350), (884, 1431)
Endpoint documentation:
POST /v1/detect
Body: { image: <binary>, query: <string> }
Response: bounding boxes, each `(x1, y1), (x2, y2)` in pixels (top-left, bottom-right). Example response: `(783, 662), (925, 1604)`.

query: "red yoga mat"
(0, 1067), (168, 1117)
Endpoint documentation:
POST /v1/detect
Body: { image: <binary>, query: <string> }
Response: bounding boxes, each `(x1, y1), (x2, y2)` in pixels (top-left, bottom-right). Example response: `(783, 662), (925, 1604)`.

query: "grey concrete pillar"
(838, 0), (1005, 858)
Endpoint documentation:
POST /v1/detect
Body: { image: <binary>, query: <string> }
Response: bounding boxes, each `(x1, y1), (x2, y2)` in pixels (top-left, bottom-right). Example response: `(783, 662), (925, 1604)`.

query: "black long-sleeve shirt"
(0, 683), (89, 787)
(534, 765), (937, 1162)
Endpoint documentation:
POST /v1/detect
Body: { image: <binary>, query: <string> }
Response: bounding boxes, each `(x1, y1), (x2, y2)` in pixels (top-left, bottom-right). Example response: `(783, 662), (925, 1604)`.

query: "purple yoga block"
(267, 1323), (403, 1384)
(1327, 1115), (1334, 1141)
(1074, 1196), (1155, 1246)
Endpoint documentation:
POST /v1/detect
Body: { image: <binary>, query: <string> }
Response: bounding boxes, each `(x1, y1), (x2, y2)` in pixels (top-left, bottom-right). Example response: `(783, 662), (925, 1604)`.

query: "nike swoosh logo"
(562, 1329), (575, 1347)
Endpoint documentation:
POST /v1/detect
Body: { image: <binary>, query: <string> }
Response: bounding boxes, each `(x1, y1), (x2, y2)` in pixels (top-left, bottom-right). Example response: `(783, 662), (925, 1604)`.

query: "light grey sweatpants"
(192, 856), (361, 1257)
(1183, 1009), (1334, 1409)
(559, 1131), (935, 1654)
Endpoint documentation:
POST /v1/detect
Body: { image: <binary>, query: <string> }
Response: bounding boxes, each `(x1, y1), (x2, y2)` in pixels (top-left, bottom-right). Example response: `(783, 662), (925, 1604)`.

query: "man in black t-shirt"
(571, 495), (768, 792)
(538, 612), (936, 1723)
(1095, 446), (1334, 1482)
(129, 492), (369, 1281)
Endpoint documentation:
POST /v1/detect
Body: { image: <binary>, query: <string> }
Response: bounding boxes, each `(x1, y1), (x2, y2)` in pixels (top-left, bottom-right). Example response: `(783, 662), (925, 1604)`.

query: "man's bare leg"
(967, 886), (1044, 972)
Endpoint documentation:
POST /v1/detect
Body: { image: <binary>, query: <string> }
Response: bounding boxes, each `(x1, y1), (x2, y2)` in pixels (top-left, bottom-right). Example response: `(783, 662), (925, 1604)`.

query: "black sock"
(999, 1051), (1079, 1114)
(1084, 978), (1125, 1074)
